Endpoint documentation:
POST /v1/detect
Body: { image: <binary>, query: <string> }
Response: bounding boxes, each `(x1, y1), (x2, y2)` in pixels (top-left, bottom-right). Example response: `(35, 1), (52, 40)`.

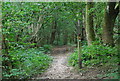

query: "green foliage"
(42, 45), (53, 53)
(68, 43), (118, 67)
(2, 2), (85, 48)
(97, 72), (119, 79)
(2, 2), (119, 79)
(37, 45), (53, 54)
(68, 43), (118, 79)
(68, 49), (78, 67)
(3, 48), (53, 79)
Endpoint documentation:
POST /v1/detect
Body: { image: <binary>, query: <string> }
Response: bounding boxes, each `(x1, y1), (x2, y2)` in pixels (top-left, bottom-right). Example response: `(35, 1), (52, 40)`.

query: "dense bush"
(68, 44), (118, 67)
(42, 45), (53, 53)
(68, 44), (118, 78)
(2, 48), (53, 79)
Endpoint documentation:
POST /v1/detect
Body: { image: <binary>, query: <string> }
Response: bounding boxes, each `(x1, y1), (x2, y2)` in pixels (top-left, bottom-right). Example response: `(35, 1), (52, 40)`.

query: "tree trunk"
(102, 2), (119, 46)
(74, 33), (77, 44)
(2, 34), (12, 74)
(0, 2), (2, 79)
(77, 34), (82, 68)
(75, 19), (83, 68)
(63, 33), (68, 45)
(82, 11), (86, 42)
(85, 2), (95, 45)
(56, 31), (60, 45)
(117, 12), (120, 67)
(50, 20), (57, 44)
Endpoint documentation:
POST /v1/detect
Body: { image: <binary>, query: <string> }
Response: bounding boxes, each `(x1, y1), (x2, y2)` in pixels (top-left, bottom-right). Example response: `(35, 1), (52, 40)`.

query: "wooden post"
(77, 34), (82, 68)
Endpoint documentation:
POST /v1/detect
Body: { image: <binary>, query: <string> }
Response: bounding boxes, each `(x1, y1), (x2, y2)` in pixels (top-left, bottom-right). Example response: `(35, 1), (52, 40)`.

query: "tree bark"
(102, 2), (119, 46)
(2, 34), (12, 74)
(50, 20), (57, 44)
(85, 2), (95, 45)
(75, 19), (83, 68)
(77, 34), (82, 68)
(63, 32), (68, 45)
(0, 2), (2, 79)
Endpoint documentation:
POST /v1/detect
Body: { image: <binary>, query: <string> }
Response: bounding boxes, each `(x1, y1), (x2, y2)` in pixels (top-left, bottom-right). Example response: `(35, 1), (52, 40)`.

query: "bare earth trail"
(38, 53), (80, 79)
(35, 46), (84, 79)
(37, 53), (83, 79)
(34, 46), (105, 79)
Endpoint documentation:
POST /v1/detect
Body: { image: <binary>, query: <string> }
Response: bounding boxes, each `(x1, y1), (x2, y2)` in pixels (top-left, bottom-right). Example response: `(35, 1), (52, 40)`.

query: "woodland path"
(34, 46), (103, 79)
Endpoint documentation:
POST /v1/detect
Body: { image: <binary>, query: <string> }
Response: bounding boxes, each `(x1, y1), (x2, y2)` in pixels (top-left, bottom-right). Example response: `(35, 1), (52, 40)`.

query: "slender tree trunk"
(72, 33), (74, 44)
(50, 20), (57, 44)
(82, 11), (86, 41)
(2, 34), (12, 74)
(117, 12), (120, 67)
(76, 19), (83, 68)
(63, 32), (68, 45)
(0, 2), (2, 79)
(74, 34), (77, 44)
(102, 2), (119, 46)
(56, 31), (60, 45)
(77, 34), (82, 68)
(85, 2), (95, 45)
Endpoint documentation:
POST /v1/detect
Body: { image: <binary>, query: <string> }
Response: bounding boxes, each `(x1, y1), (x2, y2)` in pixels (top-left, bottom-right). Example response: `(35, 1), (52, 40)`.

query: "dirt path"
(34, 46), (84, 79)
(34, 46), (107, 79)
(36, 52), (83, 79)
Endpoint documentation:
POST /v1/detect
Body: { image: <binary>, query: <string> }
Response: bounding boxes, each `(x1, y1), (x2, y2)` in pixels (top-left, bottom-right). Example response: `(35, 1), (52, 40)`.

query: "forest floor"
(34, 46), (110, 79)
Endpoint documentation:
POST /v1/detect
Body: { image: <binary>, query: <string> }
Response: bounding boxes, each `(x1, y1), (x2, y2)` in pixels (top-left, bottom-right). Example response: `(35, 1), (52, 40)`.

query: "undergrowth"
(2, 48), (53, 79)
(68, 43), (119, 79)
